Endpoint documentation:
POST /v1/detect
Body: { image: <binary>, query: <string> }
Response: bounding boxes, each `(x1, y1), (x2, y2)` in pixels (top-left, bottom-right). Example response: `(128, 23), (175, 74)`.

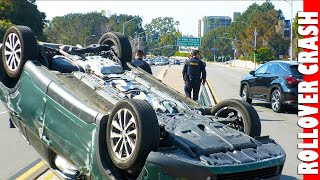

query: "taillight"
(285, 76), (299, 84)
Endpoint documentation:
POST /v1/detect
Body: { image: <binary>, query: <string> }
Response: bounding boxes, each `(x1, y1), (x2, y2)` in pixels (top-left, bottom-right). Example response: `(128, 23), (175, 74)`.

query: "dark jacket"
(131, 58), (152, 74)
(182, 57), (206, 81)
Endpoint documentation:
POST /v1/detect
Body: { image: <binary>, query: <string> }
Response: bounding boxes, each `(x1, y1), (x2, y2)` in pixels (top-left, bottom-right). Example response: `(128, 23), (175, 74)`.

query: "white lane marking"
(0, 111), (8, 115)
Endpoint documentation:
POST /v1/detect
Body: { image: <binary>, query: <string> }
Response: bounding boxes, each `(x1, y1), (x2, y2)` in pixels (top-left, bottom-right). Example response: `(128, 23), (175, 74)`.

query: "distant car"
(154, 59), (164, 66)
(225, 60), (233, 64)
(173, 59), (181, 65)
(145, 59), (153, 66)
(240, 60), (301, 112)
(161, 58), (169, 65)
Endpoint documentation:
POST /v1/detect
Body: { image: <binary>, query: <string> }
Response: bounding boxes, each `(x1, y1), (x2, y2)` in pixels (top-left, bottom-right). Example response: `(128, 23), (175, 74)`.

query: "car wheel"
(210, 99), (261, 137)
(98, 32), (132, 65)
(1, 26), (38, 78)
(106, 99), (160, 172)
(271, 89), (284, 113)
(241, 84), (252, 104)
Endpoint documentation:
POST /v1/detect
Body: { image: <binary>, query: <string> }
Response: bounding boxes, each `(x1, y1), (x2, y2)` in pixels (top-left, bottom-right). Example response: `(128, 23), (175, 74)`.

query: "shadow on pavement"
(252, 102), (298, 115)
(281, 174), (299, 180)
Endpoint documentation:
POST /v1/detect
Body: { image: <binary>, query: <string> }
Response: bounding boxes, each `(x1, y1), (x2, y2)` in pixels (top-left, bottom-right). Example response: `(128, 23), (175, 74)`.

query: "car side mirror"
(249, 71), (255, 76)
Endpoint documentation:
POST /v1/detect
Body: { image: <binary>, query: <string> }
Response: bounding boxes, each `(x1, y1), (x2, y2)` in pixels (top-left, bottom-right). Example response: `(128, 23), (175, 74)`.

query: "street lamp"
(232, 21), (257, 69)
(84, 35), (95, 47)
(135, 32), (145, 49)
(284, 0), (294, 60)
(123, 17), (141, 35)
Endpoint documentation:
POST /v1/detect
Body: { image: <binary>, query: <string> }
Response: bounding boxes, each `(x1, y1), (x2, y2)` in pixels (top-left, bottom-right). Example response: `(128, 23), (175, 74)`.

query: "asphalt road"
(151, 64), (167, 77)
(206, 63), (300, 180)
(0, 104), (40, 179)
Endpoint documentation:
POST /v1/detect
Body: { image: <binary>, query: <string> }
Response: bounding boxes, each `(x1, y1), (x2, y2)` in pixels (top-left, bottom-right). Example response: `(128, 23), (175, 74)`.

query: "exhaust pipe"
(55, 155), (80, 179)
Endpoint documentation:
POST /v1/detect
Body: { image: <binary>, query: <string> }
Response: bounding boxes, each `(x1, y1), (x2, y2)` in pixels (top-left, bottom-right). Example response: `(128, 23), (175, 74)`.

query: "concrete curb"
(209, 62), (253, 71)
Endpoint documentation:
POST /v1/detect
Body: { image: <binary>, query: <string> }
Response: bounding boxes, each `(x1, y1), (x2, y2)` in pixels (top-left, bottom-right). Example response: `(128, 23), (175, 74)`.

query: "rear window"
(290, 65), (302, 76)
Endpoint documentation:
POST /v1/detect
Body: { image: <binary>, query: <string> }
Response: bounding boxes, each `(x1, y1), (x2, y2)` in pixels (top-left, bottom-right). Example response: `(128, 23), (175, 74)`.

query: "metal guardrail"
(198, 81), (219, 107)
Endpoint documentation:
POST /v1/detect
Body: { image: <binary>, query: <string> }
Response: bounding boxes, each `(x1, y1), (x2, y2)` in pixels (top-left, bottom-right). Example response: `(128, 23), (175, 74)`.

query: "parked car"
(173, 59), (181, 65)
(225, 60), (234, 64)
(240, 60), (302, 112)
(154, 59), (164, 66)
(145, 59), (153, 66)
(162, 58), (169, 65)
(1, 26), (285, 179)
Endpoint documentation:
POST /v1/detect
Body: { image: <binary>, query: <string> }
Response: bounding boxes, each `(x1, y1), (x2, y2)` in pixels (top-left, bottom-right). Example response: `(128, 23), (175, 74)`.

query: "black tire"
(106, 99), (160, 172)
(210, 99), (261, 137)
(271, 89), (284, 113)
(1, 26), (38, 78)
(241, 84), (252, 104)
(98, 32), (132, 64)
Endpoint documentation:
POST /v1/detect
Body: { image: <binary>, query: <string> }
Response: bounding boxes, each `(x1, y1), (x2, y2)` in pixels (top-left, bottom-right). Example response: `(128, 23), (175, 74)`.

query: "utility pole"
(232, 36), (236, 60)
(290, 0), (294, 60)
(84, 35), (95, 47)
(254, 28), (257, 70)
(123, 17), (141, 35)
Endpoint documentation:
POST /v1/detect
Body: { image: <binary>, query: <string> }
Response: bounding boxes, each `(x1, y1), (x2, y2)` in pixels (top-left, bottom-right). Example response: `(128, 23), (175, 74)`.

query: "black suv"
(240, 61), (302, 112)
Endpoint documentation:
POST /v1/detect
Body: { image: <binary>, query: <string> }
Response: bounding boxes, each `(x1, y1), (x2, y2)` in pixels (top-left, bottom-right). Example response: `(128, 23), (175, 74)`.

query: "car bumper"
(282, 91), (298, 105)
(139, 151), (285, 180)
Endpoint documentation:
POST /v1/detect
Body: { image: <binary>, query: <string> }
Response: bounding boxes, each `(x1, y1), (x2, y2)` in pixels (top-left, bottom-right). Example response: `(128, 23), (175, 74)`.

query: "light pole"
(123, 17), (141, 35)
(284, 0), (294, 60)
(232, 21), (257, 69)
(135, 32), (145, 50)
(84, 35), (95, 47)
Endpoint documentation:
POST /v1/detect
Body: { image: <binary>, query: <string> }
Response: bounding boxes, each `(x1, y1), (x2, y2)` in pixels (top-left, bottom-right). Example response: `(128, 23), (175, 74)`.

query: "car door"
(249, 63), (269, 98)
(259, 63), (280, 100)
(42, 79), (99, 170)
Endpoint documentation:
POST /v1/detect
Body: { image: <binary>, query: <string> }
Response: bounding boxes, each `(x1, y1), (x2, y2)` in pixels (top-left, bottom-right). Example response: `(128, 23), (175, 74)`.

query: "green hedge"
(174, 51), (189, 57)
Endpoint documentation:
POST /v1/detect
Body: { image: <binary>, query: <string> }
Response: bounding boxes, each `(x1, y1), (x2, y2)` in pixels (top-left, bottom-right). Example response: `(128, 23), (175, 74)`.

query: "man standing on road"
(182, 50), (206, 101)
(131, 50), (152, 75)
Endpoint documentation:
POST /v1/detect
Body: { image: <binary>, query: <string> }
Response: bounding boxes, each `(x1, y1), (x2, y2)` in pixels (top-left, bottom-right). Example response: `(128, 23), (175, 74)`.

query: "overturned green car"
(0, 26), (285, 180)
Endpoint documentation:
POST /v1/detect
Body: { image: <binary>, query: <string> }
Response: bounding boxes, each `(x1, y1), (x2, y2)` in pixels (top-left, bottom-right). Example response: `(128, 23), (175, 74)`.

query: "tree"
(225, 1), (287, 60)
(293, 12), (303, 58)
(0, 0), (46, 41)
(255, 47), (275, 63)
(44, 12), (108, 46)
(269, 31), (290, 58)
(0, 20), (13, 41)
(200, 27), (233, 61)
(145, 17), (180, 56)
(106, 14), (144, 38)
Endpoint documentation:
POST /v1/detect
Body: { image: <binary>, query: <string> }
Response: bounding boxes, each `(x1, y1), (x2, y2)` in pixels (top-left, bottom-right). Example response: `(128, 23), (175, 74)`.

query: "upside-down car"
(0, 26), (285, 180)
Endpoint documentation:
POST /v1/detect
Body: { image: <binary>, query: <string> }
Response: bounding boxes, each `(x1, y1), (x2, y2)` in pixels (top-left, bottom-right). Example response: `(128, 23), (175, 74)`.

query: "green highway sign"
(177, 37), (201, 47)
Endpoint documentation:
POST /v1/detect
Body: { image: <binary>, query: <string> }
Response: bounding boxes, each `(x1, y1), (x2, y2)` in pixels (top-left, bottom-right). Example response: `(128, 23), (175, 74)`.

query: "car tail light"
(285, 76), (299, 84)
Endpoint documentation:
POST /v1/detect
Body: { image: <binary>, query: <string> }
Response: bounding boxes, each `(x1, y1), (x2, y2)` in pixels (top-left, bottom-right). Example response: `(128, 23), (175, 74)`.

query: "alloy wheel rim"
(242, 86), (247, 101)
(271, 90), (280, 111)
(4, 33), (22, 72)
(215, 106), (245, 132)
(110, 108), (137, 160)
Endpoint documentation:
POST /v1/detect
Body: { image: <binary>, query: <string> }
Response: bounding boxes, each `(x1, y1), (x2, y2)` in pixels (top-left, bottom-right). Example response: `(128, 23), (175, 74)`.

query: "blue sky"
(36, 1), (303, 36)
